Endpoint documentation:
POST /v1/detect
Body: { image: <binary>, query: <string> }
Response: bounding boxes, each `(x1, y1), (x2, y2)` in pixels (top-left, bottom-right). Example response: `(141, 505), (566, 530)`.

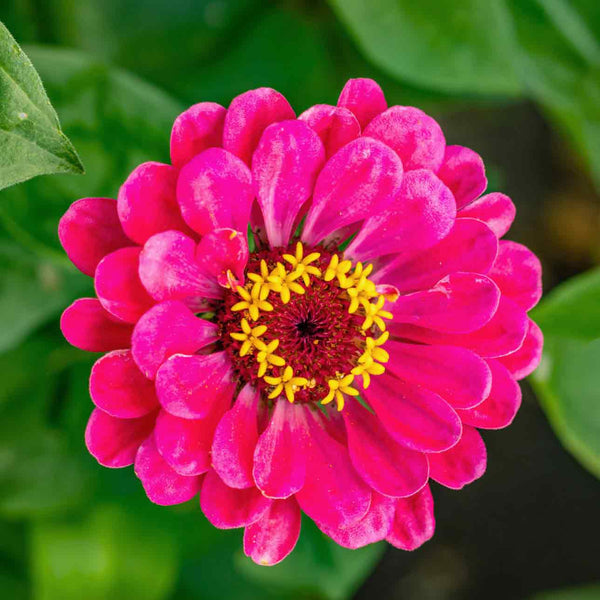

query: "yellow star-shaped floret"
(231, 285), (273, 321)
(267, 262), (305, 304)
(321, 373), (359, 411)
(246, 259), (272, 301)
(283, 242), (321, 286)
(323, 254), (353, 286)
(229, 318), (267, 357)
(255, 339), (286, 377)
(264, 365), (309, 402)
(361, 295), (393, 331)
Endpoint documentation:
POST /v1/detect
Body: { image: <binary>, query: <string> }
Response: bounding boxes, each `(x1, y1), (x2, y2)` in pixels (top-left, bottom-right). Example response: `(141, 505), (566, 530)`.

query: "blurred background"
(1, 1), (600, 599)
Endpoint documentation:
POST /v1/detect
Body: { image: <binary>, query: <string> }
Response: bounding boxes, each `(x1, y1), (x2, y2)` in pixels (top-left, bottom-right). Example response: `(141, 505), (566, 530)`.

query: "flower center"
(217, 242), (394, 410)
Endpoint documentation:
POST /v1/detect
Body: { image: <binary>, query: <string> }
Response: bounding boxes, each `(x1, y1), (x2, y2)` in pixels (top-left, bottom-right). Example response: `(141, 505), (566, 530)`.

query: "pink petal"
(298, 104), (361, 158)
(488, 241), (542, 311)
(390, 273), (500, 334)
(386, 341), (492, 410)
(117, 162), (192, 245)
(363, 374), (462, 453)
(200, 469), (271, 529)
(428, 426), (487, 489)
(346, 169), (455, 262)
(344, 401), (429, 498)
(170, 102), (226, 168)
(94, 247), (154, 324)
(386, 485), (435, 551)
(374, 218), (498, 293)
(458, 192), (516, 238)
(337, 78), (387, 129)
(212, 384), (260, 489)
(301, 137), (404, 246)
(457, 359), (522, 429)
(134, 434), (202, 505)
(195, 228), (249, 289)
(253, 120), (325, 248)
(155, 351), (235, 419)
(58, 197), (133, 277)
(296, 411), (371, 530)
(176, 148), (253, 236)
(437, 145), (487, 209)
(244, 498), (301, 565)
(253, 400), (309, 499)
(497, 318), (543, 380)
(364, 106), (445, 171)
(85, 408), (156, 468)
(223, 87), (295, 164)
(89, 349), (158, 418)
(131, 300), (218, 379)
(61, 298), (133, 352)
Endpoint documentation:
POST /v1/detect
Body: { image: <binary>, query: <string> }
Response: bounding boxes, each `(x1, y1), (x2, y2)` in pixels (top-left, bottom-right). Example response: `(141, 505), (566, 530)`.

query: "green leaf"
(531, 582), (600, 600)
(0, 22), (83, 191)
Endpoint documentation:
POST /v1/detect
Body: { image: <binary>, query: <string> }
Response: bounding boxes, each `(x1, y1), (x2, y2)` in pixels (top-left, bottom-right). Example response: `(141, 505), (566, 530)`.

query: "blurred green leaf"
(531, 582), (600, 599)
(0, 22), (83, 191)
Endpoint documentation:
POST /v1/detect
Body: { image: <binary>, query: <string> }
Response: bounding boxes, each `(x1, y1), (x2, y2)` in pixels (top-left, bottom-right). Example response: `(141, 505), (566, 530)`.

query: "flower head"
(59, 78), (543, 566)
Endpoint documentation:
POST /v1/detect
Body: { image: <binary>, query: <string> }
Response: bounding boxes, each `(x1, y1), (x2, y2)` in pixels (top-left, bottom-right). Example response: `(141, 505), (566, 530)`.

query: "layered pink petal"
(299, 104), (361, 157)
(170, 102), (226, 168)
(89, 349), (158, 418)
(344, 401), (429, 498)
(386, 486), (435, 551)
(364, 106), (445, 171)
(212, 384), (259, 489)
(386, 342), (491, 410)
(85, 408), (156, 468)
(134, 434), (201, 505)
(131, 301), (218, 379)
(200, 469), (271, 529)
(498, 318), (543, 380)
(223, 87), (295, 164)
(94, 247), (154, 323)
(337, 78), (387, 129)
(459, 192), (516, 238)
(253, 120), (325, 248)
(437, 145), (487, 209)
(243, 498), (301, 565)
(61, 298), (133, 352)
(253, 400), (309, 499)
(346, 169), (455, 262)
(428, 425), (487, 489)
(302, 137), (404, 245)
(177, 148), (253, 236)
(195, 228), (249, 288)
(58, 197), (132, 276)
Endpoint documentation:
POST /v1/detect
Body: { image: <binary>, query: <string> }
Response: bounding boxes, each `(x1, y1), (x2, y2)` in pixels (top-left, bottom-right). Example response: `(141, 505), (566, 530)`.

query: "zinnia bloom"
(59, 78), (543, 565)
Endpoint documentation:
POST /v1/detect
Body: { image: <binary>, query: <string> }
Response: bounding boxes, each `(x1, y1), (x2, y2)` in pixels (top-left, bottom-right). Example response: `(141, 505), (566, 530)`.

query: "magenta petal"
(195, 228), (249, 288)
(428, 426), (487, 489)
(489, 241), (542, 311)
(155, 351), (234, 419)
(117, 162), (192, 245)
(346, 169), (455, 262)
(386, 341), (491, 410)
(90, 349), (158, 418)
(177, 148), (253, 236)
(437, 145), (487, 209)
(200, 469), (271, 529)
(337, 78), (387, 129)
(223, 87), (295, 164)
(212, 384), (259, 489)
(296, 412), (371, 530)
(299, 104), (361, 158)
(302, 137), (404, 246)
(131, 301), (218, 379)
(390, 273), (500, 334)
(363, 374), (462, 453)
(85, 408), (156, 468)
(95, 247), (154, 324)
(386, 485), (435, 551)
(498, 318), (543, 380)
(253, 120), (325, 248)
(244, 498), (301, 565)
(457, 359), (522, 429)
(344, 401), (429, 498)
(253, 400), (309, 499)
(374, 218), (498, 293)
(364, 106), (445, 171)
(134, 434), (202, 505)
(58, 197), (133, 276)
(459, 192), (516, 238)
(170, 102), (226, 168)
(61, 298), (133, 352)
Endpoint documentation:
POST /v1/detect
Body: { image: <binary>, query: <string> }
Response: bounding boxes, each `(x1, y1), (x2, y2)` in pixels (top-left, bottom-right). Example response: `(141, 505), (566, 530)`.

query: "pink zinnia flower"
(59, 78), (543, 565)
